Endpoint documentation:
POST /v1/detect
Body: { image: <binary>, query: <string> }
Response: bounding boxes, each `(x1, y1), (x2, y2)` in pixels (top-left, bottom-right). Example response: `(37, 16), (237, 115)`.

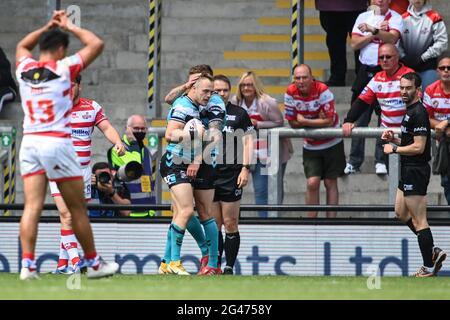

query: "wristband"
(392, 145), (398, 154)
(242, 165), (250, 170)
(372, 28), (379, 35)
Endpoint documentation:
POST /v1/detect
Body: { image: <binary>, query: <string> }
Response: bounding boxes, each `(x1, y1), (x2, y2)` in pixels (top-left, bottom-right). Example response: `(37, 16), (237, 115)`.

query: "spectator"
(390, 0), (409, 14)
(89, 162), (131, 217)
(424, 54), (450, 204)
(315, 0), (367, 86)
(107, 114), (157, 217)
(343, 43), (415, 175)
(0, 47), (17, 113)
(231, 71), (293, 218)
(400, 0), (448, 91)
(285, 64), (345, 218)
(345, 0), (403, 175)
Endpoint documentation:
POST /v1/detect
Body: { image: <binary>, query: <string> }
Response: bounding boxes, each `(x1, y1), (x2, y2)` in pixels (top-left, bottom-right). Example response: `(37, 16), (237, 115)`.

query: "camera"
(96, 172), (111, 184)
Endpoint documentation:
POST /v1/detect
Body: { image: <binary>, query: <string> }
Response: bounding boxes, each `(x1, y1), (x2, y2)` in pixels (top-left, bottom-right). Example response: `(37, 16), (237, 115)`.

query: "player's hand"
(381, 129), (394, 142)
(237, 168), (249, 188)
(342, 122), (354, 137)
(114, 142), (126, 156)
(186, 73), (201, 89)
(45, 10), (63, 30)
(383, 144), (394, 155)
(54, 11), (76, 32)
(187, 163), (200, 178)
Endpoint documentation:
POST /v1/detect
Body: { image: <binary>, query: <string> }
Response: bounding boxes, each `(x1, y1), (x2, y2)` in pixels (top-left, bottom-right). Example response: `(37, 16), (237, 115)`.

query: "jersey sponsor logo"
(414, 126), (428, 133)
(226, 115), (236, 121)
(21, 67), (60, 84)
(404, 115), (410, 122)
(72, 128), (91, 137)
(401, 125), (407, 133)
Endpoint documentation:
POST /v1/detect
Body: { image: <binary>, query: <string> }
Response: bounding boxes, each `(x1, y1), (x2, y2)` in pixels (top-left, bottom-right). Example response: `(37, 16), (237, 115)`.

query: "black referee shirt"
(399, 101), (431, 165)
(218, 102), (254, 170)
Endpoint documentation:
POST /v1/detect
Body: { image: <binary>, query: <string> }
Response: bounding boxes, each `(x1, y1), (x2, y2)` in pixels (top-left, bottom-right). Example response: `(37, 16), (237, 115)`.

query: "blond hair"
(235, 71), (266, 105)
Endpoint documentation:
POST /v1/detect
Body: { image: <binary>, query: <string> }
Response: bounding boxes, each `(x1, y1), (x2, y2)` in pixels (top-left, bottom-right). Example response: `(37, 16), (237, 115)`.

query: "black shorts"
(159, 152), (191, 188)
(193, 163), (216, 190)
(214, 167), (242, 202)
(398, 163), (430, 196)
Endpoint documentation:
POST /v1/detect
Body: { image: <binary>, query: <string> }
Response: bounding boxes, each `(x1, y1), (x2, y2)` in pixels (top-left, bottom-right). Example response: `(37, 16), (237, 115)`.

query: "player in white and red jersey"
(16, 11), (118, 280)
(285, 64), (346, 218)
(343, 44), (414, 172)
(48, 74), (124, 274)
(424, 54), (450, 205)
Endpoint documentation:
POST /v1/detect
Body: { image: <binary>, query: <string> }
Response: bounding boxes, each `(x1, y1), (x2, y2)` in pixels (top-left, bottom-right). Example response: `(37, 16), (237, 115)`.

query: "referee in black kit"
(382, 72), (446, 277)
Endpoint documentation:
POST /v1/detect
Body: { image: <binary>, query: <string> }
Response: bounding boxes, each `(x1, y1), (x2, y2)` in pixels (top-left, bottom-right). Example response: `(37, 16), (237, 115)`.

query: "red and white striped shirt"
(424, 80), (450, 121)
(284, 81), (341, 150)
(16, 54), (83, 138)
(71, 98), (107, 167)
(359, 64), (414, 127)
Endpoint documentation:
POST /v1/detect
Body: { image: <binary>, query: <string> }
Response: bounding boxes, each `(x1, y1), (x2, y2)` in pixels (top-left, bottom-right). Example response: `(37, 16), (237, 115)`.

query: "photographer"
(89, 162), (131, 217)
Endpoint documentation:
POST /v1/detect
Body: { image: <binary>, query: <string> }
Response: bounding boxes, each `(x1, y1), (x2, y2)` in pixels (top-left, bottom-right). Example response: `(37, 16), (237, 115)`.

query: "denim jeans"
(252, 161), (287, 218)
(441, 175), (450, 205)
(420, 69), (438, 92)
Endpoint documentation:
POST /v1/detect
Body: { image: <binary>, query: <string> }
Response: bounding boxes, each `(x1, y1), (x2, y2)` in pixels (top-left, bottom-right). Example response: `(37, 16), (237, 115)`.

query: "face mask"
(133, 132), (146, 142)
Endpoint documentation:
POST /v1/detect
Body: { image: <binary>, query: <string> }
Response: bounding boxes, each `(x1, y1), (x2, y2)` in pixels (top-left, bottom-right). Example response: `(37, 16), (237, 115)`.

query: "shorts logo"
(403, 184), (413, 191)
(235, 188), (242, 196)
(164, 174), (177, 185)
(180, 171), (187, 179)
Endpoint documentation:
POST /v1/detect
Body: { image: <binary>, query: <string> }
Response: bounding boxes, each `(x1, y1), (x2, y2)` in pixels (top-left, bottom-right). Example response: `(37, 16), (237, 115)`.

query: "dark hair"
(189, 64), (213, 76)
(75, 74), (82, 84)
(39, 28), (69, 52)
(438, 51), (450, 64)
(401, 72), (422, 88)
(213, 74), (231, 89)
(92, 162), (110, 174)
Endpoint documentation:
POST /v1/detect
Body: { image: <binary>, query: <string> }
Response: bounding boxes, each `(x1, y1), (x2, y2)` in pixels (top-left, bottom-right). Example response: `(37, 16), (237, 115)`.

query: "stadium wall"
(1, 222), (449, 276)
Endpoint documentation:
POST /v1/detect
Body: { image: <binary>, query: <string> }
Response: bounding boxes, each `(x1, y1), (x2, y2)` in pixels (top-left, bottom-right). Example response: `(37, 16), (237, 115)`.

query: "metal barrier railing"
(146, 126), (440, 218)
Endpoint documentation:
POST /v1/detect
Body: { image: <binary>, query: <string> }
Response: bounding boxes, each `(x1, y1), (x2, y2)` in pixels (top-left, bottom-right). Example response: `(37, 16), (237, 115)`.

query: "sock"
(170, 223), (185, 262)
(61, 229), (81, 266)
(224, 232), (240, 268)
(406, 218), (417, 235)
(162, 225), (171, 263)
(417, 228), (434, 268)
(201, 218), (218, 268)
(84, 251), (100, 270)
(187, 216), (208, 257)
(22, 253), (36, 271)
(218, 230), (224, 266)
(57, 241), (69, 269)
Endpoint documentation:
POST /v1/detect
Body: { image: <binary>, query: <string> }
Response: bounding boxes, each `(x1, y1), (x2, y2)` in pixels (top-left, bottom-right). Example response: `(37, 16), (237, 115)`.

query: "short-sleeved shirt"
(71, 98), (108, 168)
(351, 9), (403, 66)
(424, 80), (450, 121)
(16, 54), (83, 137)
(400, 101), (431, 165)
(358, 64), (414, 127)
(284, 81), (341, 150)
(219, 102), (254, 170)
(165, 95), (200, 161)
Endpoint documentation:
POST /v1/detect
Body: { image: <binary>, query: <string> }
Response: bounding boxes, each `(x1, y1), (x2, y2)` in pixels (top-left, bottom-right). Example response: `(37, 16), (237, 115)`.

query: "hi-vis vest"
(108, 135), (156, 217)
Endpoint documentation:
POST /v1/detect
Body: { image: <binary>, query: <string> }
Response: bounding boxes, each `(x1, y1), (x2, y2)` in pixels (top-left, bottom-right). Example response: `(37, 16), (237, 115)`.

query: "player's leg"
(222, 200), (241, 275)
(167, 182), (195, 275)
(54, 195), (81, 272)
(210, 199), (224, 270)
(19, 174), (47, 280)
(305, 177), (320, 218)
(195, 188), (220, 273)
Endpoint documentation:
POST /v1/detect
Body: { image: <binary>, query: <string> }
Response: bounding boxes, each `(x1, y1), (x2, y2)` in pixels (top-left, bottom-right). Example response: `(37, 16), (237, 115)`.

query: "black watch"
(108, 190), (116, 197)
(242, 165), (250, 170)
(392, 145), (398, 154)
(372, 28), (379, 35)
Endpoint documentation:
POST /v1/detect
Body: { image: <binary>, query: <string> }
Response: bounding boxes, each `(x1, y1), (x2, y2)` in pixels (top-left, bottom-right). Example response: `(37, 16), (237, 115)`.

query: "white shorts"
(49, 165), (92, 200)
(20, 134), (83, 183)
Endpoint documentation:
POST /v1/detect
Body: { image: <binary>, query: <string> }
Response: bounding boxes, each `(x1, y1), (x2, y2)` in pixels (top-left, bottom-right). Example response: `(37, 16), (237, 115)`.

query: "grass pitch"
(1, 274), (450, 300)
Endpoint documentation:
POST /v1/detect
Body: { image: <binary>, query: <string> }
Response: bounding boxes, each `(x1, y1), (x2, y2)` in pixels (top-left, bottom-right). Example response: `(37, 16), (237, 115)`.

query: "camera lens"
(97, 172), (111, 184)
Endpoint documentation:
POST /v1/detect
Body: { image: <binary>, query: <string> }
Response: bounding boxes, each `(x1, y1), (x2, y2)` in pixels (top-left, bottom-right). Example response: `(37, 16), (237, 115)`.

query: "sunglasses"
(438, 66), (450, 71)
(379, 55), (393, 60)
